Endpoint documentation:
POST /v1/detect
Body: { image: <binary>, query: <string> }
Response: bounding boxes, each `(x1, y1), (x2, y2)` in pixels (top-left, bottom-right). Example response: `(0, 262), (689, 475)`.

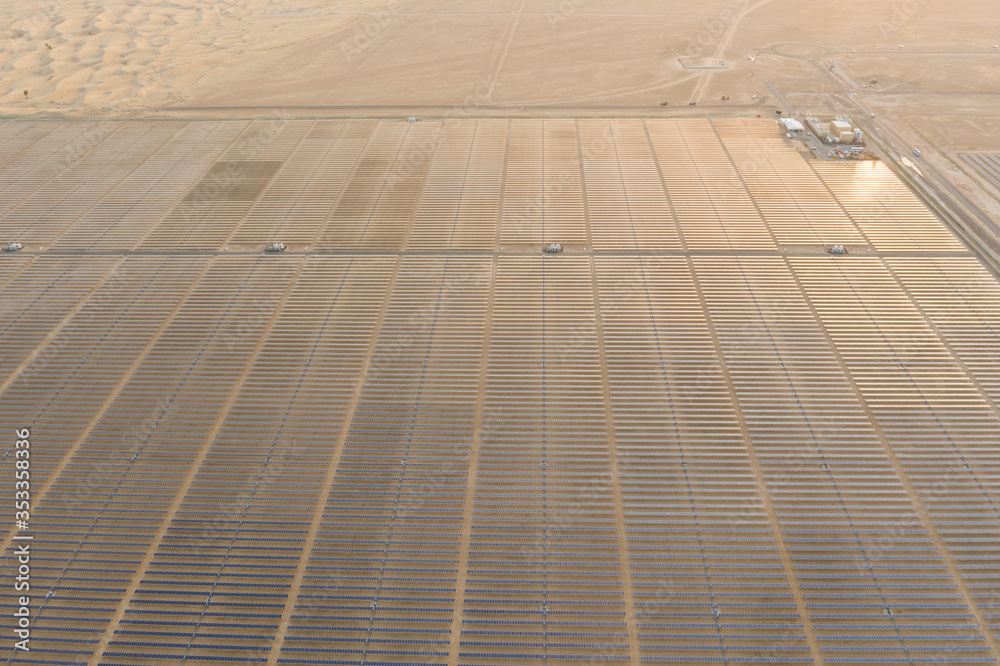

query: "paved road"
(822, 62), (1000, 272)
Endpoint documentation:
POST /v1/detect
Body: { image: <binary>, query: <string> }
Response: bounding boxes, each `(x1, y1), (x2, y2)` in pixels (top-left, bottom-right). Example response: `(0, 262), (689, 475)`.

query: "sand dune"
(0, 0), (380, 115)
(3, 0), (998, 118)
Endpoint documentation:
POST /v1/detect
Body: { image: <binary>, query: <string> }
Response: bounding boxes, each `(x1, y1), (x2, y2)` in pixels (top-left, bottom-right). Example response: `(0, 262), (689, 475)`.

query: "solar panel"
(0, 117), (997, 664)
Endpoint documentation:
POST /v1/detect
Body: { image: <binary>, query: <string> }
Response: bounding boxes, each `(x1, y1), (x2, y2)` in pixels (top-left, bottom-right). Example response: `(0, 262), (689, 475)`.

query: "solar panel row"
(0, 117), (997, 665)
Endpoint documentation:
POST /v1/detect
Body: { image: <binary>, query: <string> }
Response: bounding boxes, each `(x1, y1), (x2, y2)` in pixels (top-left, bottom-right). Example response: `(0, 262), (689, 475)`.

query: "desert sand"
(1, 0), (997, 115)
(0, 0), (379, 112)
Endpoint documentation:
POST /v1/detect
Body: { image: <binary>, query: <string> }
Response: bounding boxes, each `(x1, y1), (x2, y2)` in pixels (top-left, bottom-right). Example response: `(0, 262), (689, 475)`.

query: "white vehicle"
(912, 149), (921, 157)
(3, 242), (24, 252)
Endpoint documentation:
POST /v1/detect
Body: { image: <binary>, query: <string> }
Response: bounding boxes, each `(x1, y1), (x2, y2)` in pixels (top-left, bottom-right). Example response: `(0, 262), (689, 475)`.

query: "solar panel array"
(959, 153), (1000, 195)
(1, 117), (999, 665)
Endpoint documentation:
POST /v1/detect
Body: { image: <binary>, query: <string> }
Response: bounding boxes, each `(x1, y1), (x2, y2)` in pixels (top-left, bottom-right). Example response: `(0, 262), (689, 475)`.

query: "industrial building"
(781, 117), (805, 136)
(829, 119), (854, 143)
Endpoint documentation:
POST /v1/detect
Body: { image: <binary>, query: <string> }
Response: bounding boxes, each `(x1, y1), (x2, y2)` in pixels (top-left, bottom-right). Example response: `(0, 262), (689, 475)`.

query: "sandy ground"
(1, 0), (997, 115)
(0, 0), (379, 113)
